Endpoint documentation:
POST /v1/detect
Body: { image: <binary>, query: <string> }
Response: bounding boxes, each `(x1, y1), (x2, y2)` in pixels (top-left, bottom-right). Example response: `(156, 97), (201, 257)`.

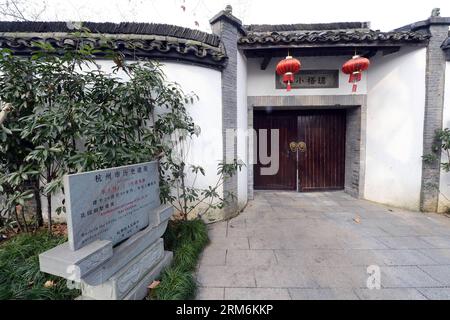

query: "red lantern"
(342, 55), (370, 93)
(276, 55), (301, 92)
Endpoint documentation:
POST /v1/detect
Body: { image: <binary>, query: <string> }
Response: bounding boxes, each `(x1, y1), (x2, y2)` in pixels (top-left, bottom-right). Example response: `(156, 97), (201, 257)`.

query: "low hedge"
(0, 232), (80, 300)
(151, 218), (209, 300)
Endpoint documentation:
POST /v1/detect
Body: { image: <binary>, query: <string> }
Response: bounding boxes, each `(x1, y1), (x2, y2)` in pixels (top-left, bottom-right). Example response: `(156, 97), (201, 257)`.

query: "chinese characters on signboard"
(64, 161), (160, 250)
(275, 70), (339, 89)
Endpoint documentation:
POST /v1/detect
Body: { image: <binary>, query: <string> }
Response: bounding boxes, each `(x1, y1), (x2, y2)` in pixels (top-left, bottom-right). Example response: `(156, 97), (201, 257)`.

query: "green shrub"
(152, 266), (196, 300)
(0, 232), (80, 300)
(153, 219), (209, 300)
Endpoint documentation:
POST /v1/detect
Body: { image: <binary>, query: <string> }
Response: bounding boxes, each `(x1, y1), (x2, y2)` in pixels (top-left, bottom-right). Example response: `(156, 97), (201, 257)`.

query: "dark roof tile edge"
(0, 35), (228, 70)
(442, 36), (450, 49)
(0, 21), (221, 47)
(244, 22), (371, 32)
(393, 16), (450, 32)
(238, 30), (430, 45)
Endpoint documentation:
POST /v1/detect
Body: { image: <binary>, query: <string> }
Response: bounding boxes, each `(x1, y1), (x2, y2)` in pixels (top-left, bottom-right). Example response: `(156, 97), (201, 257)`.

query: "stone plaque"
(65, 161), (160, 250)
(275, 69), (339, 89)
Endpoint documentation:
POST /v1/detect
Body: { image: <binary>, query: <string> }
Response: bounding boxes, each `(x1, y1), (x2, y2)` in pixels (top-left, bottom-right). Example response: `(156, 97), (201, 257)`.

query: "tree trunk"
(46, 160), (52, 233)
(20, 206), (29, 233)
(47, 193), (52, 233)
(33, 180), (43, 228)
(14, 206), (23, 232)
(180, 163), (188, 221)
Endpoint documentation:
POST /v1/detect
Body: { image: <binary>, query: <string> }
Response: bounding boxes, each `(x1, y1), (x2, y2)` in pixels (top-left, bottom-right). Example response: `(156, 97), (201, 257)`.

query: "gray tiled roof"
(239, 29), (430, 46)
(442, 36), (450, 49)
(0, 21), (227, 69)
(244, 22), (370, 32)
(0, 21), (221, 46)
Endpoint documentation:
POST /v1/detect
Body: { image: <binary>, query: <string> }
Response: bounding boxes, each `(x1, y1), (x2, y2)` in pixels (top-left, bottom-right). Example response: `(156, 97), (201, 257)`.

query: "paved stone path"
(195, 191), (450, 300)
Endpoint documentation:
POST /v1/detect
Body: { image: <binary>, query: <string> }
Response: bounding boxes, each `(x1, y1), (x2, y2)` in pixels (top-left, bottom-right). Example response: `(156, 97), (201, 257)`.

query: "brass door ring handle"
(289, 141), (298, 152)
(289, 141), (307, 153)
(298, 141), (306, 153)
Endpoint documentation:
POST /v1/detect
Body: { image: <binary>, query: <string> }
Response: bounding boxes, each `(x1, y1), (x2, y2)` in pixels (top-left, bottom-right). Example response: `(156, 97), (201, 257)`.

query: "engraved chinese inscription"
(275, 70), (339, 89)
(64, 161), (160, 250)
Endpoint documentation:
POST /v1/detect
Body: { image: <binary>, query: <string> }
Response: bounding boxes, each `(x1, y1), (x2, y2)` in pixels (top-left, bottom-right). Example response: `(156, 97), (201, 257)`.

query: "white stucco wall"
(42, 60), (223, 221)
(438, 61), (450, 212)
(365, 47), (426, 210)
(247, 55), (367, 96)
(237, 50), (248, 209)
(162, 62), (223, 193)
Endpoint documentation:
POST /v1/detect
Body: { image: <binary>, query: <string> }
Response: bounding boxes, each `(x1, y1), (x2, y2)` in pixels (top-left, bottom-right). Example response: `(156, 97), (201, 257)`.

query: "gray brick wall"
(247, 103), (255, 200)
(211, 13), (240, 218)
(420, 24), (449, 212)
(345, 103), (367, 198)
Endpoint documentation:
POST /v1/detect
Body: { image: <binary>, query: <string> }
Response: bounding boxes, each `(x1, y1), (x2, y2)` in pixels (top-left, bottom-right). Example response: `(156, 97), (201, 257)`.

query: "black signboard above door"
(275, 69), (339, 89)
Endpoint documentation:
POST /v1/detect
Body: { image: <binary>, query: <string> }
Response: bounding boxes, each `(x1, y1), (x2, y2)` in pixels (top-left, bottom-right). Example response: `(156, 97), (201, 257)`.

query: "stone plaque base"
(124, 251), (172, 300)
(39, 239), (113, 281)
(39, 204), (174, 300)
(81, 238), (165, 299)
(75, 251), (172, 300)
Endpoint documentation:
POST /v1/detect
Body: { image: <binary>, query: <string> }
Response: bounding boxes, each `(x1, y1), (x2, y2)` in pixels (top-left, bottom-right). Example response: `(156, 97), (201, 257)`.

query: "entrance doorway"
(254, 109), (346, 191)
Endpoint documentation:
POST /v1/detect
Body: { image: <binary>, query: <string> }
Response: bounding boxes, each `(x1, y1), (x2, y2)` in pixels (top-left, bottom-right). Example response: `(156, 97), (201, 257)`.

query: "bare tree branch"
(0, 0), (47, 21)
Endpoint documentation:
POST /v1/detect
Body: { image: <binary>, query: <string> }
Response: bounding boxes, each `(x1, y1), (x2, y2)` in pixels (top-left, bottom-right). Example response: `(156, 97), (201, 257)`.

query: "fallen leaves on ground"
(353, 216), (361, 224)
(44, 280), (54, 288)
(148, 280), (160, 290)
(50, 223), (68, 236)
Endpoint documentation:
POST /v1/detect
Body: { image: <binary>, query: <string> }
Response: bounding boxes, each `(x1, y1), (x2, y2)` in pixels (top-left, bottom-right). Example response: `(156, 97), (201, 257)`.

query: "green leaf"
(1, 125), (12, 135)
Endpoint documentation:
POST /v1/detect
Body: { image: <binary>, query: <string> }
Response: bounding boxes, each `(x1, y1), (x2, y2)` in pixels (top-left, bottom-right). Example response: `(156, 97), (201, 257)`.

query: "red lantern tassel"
(352, 84), (357, 92)
(349, 72), (362, 83)
(349, 74), (355, 83)
(287, 81), (291, 92)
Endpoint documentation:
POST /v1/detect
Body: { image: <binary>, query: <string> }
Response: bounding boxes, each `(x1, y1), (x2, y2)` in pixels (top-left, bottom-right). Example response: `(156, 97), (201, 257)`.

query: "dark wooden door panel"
(298, 110), (346, 191)
(254, 111), (297, 190)
(253, 109), (346, 191)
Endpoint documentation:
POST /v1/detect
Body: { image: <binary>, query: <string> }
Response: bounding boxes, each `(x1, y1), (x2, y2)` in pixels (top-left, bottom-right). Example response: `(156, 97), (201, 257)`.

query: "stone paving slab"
(196, 265), (256, 288)
(275, 249), (349, 267)
(205, 236), (250, 250)
(311, 266), (369, 288)
(368, 249), (438, 266)
(376, 236), (436, 249)
(418, 288), (450, 299)
(380, 266), (443, 288)
(196, 287), (224, 300)
(354, 288), (427, 300)
(224, 288), (291, 300)
(253, 265), (319, 288)
(198, 247), (227, 266)
(419, 236), (450, 248)
(195, 191), (450, 300)
(378, 224), (436, 237)
(418, 265), (450, 286)
(288, 288), (359, 300)
(226, 249), (277, 266)
(419, 248), (450, 264)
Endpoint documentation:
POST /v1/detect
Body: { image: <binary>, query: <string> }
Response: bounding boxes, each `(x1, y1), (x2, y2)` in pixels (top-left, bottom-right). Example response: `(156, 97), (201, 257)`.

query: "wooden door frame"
(247, 95), (367, 200)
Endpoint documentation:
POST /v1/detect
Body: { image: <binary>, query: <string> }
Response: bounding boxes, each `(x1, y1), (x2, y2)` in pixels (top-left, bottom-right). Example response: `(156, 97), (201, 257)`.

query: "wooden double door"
(254, 109), (346, 191)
